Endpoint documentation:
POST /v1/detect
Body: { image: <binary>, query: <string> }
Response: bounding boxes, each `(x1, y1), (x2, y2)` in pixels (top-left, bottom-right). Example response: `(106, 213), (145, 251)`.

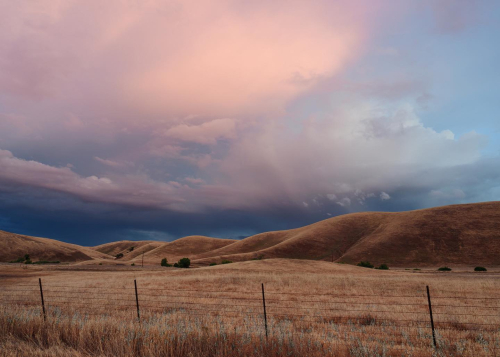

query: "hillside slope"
(134, 236), (237, 264)
(193, 202), (500, 266)
(0, 230), (111, 262)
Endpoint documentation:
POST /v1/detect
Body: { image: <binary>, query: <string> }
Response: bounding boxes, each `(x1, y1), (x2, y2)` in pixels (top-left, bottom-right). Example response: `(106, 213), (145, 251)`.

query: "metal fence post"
(426, 285), (437, 348)
(261, 283), (268, 340)
(134, 279), (140, 322)
(39, 278), (46, 321)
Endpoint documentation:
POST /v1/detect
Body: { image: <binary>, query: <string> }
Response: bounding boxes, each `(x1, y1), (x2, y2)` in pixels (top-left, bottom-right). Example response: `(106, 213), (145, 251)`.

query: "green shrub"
(357, 261), (374, 268)
(99, 263), (103, 265)
(376, 263), (389, 270)
(131, 263), (135, 266)
(115, 253), (124, 259)
(129, 247), (135, 252)
(413, 268), (421, 271)
(474, 266), (487, 272)
(438, 267), (452, 271)
(209, 262), (217, 266)
(173, 263), (179, 267)
(160, 258), (169, 267)
(33, 261), (60, 264)
(221, 260), (232, 264)
(24, 259), (32, 264)
(177, 258), (191, 268)
(24, 254), (30, 261)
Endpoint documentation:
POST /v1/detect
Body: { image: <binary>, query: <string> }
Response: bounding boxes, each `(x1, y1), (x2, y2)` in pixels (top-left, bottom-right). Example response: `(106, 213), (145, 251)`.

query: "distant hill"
(192, 201), (500, 266)
(1, 202), (499, 267)
(0, 230), (110, 262)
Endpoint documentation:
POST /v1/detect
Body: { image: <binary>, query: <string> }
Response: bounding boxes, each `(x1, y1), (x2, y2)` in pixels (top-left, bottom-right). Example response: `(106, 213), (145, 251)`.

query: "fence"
(1, 279), (499, 352)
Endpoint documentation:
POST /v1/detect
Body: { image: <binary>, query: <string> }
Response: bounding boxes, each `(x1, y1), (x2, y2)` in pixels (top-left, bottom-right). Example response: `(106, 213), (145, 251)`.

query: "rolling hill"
(1, 202), (499, 267)
(0, 230), (111, 262)
(192, 201), (500, 266)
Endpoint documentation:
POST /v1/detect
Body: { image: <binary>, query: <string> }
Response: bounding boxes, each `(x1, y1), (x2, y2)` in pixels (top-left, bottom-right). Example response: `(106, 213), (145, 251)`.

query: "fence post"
(134, 279), (140, 322)
(261, 283), (268, 341)
(38, 278), (46, 321)
(426, 285), (437, 348)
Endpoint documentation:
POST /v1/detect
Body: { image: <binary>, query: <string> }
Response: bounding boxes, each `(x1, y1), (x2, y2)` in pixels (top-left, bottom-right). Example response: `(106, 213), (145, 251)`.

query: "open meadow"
(1, 259), (499, 357)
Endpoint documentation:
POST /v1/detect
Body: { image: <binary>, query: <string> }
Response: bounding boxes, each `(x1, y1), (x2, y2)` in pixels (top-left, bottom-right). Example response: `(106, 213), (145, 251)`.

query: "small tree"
(376, 263), (389, 270)
(474, 266), (487, 272)
(177, 258), (191, 268)
(161, 258), (168, 267)
(357, 261), (374, 268)
(437, 267), (452, 271)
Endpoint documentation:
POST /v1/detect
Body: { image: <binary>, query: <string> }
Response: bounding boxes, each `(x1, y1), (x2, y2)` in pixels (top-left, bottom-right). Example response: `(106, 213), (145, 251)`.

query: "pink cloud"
(164, 118), (237, 145)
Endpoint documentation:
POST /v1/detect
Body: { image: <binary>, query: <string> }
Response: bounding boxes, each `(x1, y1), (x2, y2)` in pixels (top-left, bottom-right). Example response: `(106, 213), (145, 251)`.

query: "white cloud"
(380, 192), (391, 200)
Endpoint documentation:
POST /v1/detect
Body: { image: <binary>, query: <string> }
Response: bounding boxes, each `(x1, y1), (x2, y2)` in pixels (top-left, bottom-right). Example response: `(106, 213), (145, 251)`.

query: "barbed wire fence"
(1, 279), (499, 352)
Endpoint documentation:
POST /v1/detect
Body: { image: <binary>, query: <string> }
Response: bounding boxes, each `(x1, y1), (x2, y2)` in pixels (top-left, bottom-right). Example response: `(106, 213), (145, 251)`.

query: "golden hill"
(131, 236), (237, 265)
(1, 202), (498, 267)
(192, 201), (500, 266)
(0, 230), (110, 262)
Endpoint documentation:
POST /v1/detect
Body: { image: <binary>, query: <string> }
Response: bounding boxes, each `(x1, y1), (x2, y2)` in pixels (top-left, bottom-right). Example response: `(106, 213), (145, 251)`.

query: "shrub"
(177, 258), (191, 268)
(357, 261), (374, 268)
(24, 259), (32, 264)
(115, 253), (124, 259)
(376, 263), (389, 270)
(33, 261), (60, 264)
(221, 260), (232, 264)
(173, 263), (179, 267)
(160, 258), (168, 267)
(131, 263), (135, 266)
(99, 263), (103, 265)
(129, 247), (134, 252)
(24, 254), (30, 261)
(438, 267), (452, 271)
(209, 262), (217, 266)
(474, 266), (487, 272)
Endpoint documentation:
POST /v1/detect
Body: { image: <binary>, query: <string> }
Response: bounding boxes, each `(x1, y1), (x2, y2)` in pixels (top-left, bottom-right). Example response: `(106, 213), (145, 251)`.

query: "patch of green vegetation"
(160, 258), (172, 267)
(474, 266), (487, 272)
(413, 268), (421, 271)
(115, 253), (124, 259)
(209, 262), (217, 266)
(32, 261), (60, 264)
(129, 247), (135, 252)
(176, 258), (191, 268)
(357, 261), (374, 268)
(375, 263), (389, 270)
(437, 267), (452, 271)
(131, 263), (135, 266)
(221, 260), (233, 264)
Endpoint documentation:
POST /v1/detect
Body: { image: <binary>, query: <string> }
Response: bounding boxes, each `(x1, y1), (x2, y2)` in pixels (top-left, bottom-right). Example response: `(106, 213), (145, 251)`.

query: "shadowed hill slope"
(0, 230), (111, 262)
(193, 202), (500, 266)
(133, 236), (237, 264)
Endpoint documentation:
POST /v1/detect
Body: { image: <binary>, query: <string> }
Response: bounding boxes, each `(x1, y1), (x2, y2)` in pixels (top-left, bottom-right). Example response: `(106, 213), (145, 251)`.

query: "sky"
(1, 0), (499, 246)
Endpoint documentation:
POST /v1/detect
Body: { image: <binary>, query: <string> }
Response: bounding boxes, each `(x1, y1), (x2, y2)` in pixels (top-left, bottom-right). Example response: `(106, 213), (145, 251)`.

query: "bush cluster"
(474, 266), (487, 272)
(437, 267), (452, 271)
(115, 253), (124, 259)
(161, 257), (190, 268)
(357, 261), (374, 268)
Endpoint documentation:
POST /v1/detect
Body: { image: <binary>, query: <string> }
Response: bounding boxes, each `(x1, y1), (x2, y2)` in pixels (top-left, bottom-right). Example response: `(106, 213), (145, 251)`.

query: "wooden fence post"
(39, 278), (46, 321)
(261, 283), (268, 340)
(426, 285), (437, 348)
(134, 279), (140, 322)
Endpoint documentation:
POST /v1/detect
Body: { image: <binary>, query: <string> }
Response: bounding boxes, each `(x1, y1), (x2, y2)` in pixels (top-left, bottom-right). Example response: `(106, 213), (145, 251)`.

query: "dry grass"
(1, 259), (499, 356)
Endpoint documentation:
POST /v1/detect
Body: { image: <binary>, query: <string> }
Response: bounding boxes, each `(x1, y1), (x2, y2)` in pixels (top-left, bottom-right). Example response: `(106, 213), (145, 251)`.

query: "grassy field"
(1, 259), (499, 356)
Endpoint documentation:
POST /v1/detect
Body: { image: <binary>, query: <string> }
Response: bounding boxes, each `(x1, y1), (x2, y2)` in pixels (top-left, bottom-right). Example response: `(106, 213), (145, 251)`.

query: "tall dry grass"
(1, 260), (499, 356)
